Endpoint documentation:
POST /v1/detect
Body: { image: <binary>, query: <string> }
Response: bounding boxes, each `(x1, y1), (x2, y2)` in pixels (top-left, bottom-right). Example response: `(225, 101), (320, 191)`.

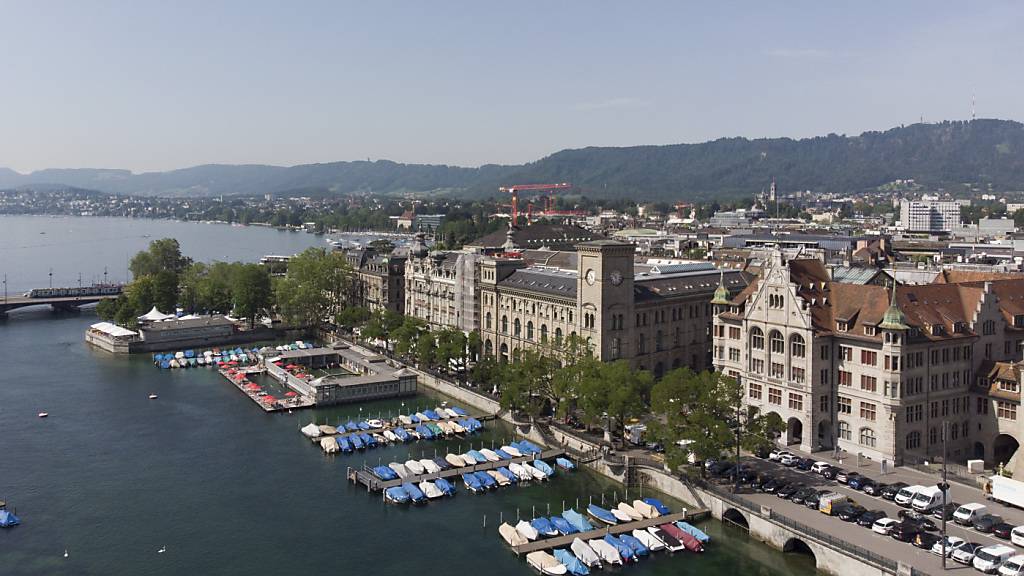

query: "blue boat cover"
(675, 521), (710, 543)
(533, 459), (555, 477)
(433, 457), (451, 470)
(603, 534), (635, 561)
(494, 449), (513, 460)
(434, 477), (456, 495)
(359, 432), (375, 447)
(461, 472), (482, 491)
(467, 450), (487, 463)
(416, 425), (434, 439)
(451, 406), (468, 416)
(549, 515), (577, 535)
(423, 409), (440, 420)
(350, 435), (364, 449)
(402, 482), (425, 502)
(555, 457), (576, 470)
(619, 533), (649, 556)
(531, 517), (556, 537)
(473, 471), (496, 488)
(409, 414), (420, 423)
(562, 509), (594, 532)
(345, 421), (359, 431)
(393, 428), (410, 441)
(373, 466), (397, 480)
(337, 436), (351, 452)
(357, 421), (370, 430)
(496, 467), (517, 484)
(385, 486), (410, 503)
(587, 504), (617, 525)
(0, 510), (20, 527)
(554, 548), (589, 576)
(643, 497), (671, 515)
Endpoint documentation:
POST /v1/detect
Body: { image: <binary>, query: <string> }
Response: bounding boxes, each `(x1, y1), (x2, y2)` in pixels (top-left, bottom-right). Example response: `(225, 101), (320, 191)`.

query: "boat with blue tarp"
(373, 466), (398, 480)
(562, 509), (594, 532)
(550, 515), (577, 535)
(643, 497), (671, 515)
(587, 504), (618, 525)
(496, 466), (518, 484)
(494, 448), (514, 459)
(349, 434), (364, 449)
(603, 534), (635, 563)
(675, 521), (710, 543)
(461, 472), (484, 493)
(531, 517), (558, 537)
(385, 485), (410, 504)
(337, 436), (352, 453)
(554, 548), (589, 575)
(434, 477), (456, 496)
(533, 459), (555, 477)
(467, 449), (487, 463)
(619, 533), (649, 556)
(555, 457), (575, 471)
(402, 482), (426, 504)
(473, 470), (496, 489)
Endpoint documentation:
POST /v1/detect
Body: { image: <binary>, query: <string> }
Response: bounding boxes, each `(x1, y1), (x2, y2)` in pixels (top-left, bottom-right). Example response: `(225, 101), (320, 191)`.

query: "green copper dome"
(879, 290), (909, 331)
(711, 273), (731, 305)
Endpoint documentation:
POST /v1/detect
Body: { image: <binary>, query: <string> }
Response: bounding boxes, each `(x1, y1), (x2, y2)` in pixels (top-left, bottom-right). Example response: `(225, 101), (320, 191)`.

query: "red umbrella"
(262, 396), (277, 403)
(245, 383), (261, 390)
(285, 364), (298, 369)
(227, 361), (239, 366)
(284, 391), (298, 397)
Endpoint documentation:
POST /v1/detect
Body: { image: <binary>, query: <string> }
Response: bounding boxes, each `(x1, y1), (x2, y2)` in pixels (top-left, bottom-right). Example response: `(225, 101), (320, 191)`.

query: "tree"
(392, 317), (428, 358)
(274, 248), (353, 326)
(151, 270), (179, 313)
(231, 263), (273, 327)
(336, 306), (371, 331)
(499, 349), (558, 418)
(129, 238), (190, 279)
(362, 309), (404, 351)
(414, 332), (435, 367)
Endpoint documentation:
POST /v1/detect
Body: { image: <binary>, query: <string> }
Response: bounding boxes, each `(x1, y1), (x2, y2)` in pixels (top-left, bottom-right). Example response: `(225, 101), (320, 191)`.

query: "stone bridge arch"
(782, 537), (818, 568)
(722, 507), (749, 530)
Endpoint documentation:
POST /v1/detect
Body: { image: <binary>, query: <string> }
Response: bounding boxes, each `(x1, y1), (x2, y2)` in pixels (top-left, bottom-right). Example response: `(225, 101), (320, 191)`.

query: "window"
(906, 431), (921, 450)
(860, 402), (877, 421)
(514, 319), (521, 337)
(769, 331), (784, 354)
(1000, 379), (1020, 393)
(555, 328), (562, 345)
(770, 362), (784, 378)
(501, 315), (508, 333)
(859, 428), (876, 447)
(984, 320), (995, 335)
(861, 350), (877, 366)
(751, 358), (764, 373)
(540, 324), (548, 343)
(838, 421), (851, 440)
(768, 387), (782, 405)
(655, 330), (663, 352)
(820, 345), (830, 360)
(820, 395), (829, 411)
(860, 375), (877, 392)
(838, 370), (852, 387)
(791, 366), (806, 383)
(838, 396), (852, 414)
(837, 321), (849, 332)
(485, 312), (492, 330)
(839, 346), (852, 361)
(929, 427), (938, 445)
(526, 321), (534, 340)
(729, 326), (740, 339)
(729, 348), (740, 362)
(788, 393), (803, 411)
(998, 401), (1018, 421)
(791, 334), (805, 358)
(769, 293), (784, 308)
(750, 327), (764, 350)
(748, 382), (762, 399)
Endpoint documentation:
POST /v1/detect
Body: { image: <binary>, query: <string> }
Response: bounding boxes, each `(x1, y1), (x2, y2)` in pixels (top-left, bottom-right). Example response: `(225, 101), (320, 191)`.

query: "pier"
(308, 412), (497, 444)
(218, 367), (315, 412)
(509, 510), (703, 555)
(347, 448), (567, 491)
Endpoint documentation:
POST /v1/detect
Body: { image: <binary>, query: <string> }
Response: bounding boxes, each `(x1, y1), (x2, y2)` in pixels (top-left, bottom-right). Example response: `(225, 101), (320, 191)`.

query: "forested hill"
(3, 119), (1023, 200)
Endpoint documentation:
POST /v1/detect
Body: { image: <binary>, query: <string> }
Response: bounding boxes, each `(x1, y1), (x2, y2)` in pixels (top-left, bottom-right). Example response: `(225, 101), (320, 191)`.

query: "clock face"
(610, 271), (623, 286)
(585, 269), (596, 285)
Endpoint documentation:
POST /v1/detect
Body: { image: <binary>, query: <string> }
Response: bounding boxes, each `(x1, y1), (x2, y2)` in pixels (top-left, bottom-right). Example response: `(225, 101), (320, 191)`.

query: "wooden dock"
(347, 448), (567, 491)
(510, 511), (701, 555)
(307, 412), (496, 443)
(219, 368), (315, 413)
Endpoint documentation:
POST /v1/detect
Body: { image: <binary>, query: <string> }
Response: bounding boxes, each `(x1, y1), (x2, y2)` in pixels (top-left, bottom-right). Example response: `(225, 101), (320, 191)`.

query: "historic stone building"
(342, 247), (407, 314)
(479, 239), (748, 375)
(713, 249), (1024, 468)
(403, 232), (482, 332)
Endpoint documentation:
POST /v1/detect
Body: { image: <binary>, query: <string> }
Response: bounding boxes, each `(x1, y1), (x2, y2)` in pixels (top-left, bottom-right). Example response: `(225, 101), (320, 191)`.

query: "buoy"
(149, 394), (158, 400)
(64, 549), (68, 558)
(39, 412), (49, 418)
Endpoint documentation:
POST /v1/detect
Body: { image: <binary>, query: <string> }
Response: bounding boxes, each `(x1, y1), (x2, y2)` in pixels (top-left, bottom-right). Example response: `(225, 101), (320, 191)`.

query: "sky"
(0, 1), (1021, 173)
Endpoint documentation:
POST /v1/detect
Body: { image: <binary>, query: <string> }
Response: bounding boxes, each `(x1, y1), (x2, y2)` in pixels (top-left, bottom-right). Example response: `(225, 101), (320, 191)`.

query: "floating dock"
(219, 367), (315, 412)
(509, 510), (706, 555)
(347, 448), (567, 491)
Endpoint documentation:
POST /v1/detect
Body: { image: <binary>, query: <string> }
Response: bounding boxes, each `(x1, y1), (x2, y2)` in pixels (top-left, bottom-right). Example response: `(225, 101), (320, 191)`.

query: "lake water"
(0, 215), (815, 575)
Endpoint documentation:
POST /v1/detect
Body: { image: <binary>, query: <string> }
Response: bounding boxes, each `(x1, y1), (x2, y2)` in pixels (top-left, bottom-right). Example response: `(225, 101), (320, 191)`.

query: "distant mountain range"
(3, 119), (1023, 201)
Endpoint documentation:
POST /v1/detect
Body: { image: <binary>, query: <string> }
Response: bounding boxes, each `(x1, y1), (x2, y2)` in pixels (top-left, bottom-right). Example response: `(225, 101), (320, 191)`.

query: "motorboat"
(449, 421), (466, 434)
(344, 421), (359, 432)
(446, 454), (466, 468)
(372, 433), (388, 445)
(632, 499), (658, 519)
(533, 459), (555, 478)
(357, 421), (371, 431)
(643, 497), (671, 515)
(392, 428), (411, 442)
(473, 470), (496, 489)
(462, 472), (484, 493)
(509, 462), (532, 481)
(433, 457), (451, 471)
(433, 407), (449, 419)
(617, 502), (643, 521)
(522, 462), (547, 481)
(320, 437), (339, 453)
(632, 529), (665, 552)
(444, 408), (460, 418)
(404, 460), (426, 475)
(531, 516), (559, 537)
(383, 430), (399, 443)
(587, 538), (623, 565)
(450, 406), (468, 417)
(423, 409), (441, 420)
(398, 415), (413, 425)
(301, 423), (321, 438)
(602, 534), (635, 563)
(659, 523), (703, 552)
(467, 450), (488, 463)
(425, 423), (443, 436)
(359, 432), (375, 448)
(487, 470), (510, 486)
(388, 462), (410, 479)
(499, 522), (528, 546)
(419, 480), (444, 499)
(494, 448), (514, 460)
(550, 515), (577, 535)
(555, 457), (575, 471)
(148, 393), (159, 400)
(570, 538), (602, 568)
(479, 448), (501, 462)
(495, 466), (518, 484)
(337, 436), (352, 453)
(318, 424), (337, 436)
(350, 434), (364, 450)
(586, 504), (618, 525)
(553, 548), (589, 576)
(402, 482), (426, 504)
(516, 519), (540, 541)
(419, 459), (441, 474)
(416, 425), (434, 439)
(367, 419), (384, 429)
(373, 466), (398, 480)
(648, 527), (684, 552)
(385, 485), (410, 504)
(414, 412), (430, 422)
(562, 509), (595, 532)
(610, 508), (631, 523)
(675, 521), (710, 544)
(619, 533), (649, 556)
(501, 445), (523, 458)
(435, 421), (453, 435)
(434, 477), (456, 496)
(525, 551), (568, 575)
(516, 440), (543, 454)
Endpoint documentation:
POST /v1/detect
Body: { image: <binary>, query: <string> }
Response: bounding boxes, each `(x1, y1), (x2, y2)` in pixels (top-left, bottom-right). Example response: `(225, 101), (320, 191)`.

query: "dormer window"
(837, 321), (849, 332)
(864, 325), (877, 336)
(953, 321), (966, 333)
(1015, 315), (1024, 328)
(931, 324), (945, 336)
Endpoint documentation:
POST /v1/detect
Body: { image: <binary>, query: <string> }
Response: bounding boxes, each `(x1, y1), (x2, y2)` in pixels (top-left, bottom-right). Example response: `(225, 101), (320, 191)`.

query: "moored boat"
(602, 534), (635, 563)
(388, 462), (409, 478)
(533, 459), (555, 478)
(586, 504), (617, 525)
(570, 537), (602, 568)
(500, 445), (523, 457)
(473, 470), (496, 489)
(522, 462), (547, 481)
(301, 423), (321, 438)
(675, 521), (710, 543)
(404, 459), (426, 475)
(509, 462), (532, 481)
(616, 502), (643, 521)
(419, 480), (443, 499)
(659, 523), (703, 552)
(350, 434), (364, 449)
(643, 497), (671, 515)
(479, 448), (501, 462)
(499, 522), (527, 546)
(587, 538), (622, 565)
(385, 485), (410, 504)
(461, 472), (484, 493)
(466, 449), (488, 463)
(610, 509), (631, 523)
(550, 515), (577, 535)
(531, 516), (558, 537)
(525, 551), (568, 575)
(419, 459), (441, 474)
(383, 430), (399, 443)
(402, 481), (426, 504)
(496, 466), (518, 484)
(632, 529), (665, 551)
(562, 509), (595, 532)
(494, 448), (514, 460)
(320, 437), (339, 453)
(516, 519), (540, 541)
(434, 477), (456, 496)
(619, 533), (649, 556)
(553, 549), (589, 576)
(446, 453), (466, 468)
(433, 457), (451, 471)
(555, 457), (575, 471)
(648, 526), (684, 552)
(337, 436), (352, 453)
(487, 470), (510, 486)
(632, 499), (657, 519)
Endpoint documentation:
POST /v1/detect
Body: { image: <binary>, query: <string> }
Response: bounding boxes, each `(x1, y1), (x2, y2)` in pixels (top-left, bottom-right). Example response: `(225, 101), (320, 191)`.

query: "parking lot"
(713, 447), (1024, 574)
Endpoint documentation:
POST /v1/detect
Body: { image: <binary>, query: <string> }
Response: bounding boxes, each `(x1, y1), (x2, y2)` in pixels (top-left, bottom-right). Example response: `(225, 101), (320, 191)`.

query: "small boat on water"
(148, 393), (159, 400)
(467, 450), (488, 464)
(555, 457), (575, 471)
(433, 477), (456, 496)
(522, 462), (547, 481)
(619, 533), (649, 556)
(398, 415), (413, 425)
(449, 421), (466, 434)
(616, 502), (643, 521)
(499, 522), (527, 546)
(487, 470), (510, 486)
(550, 515), (577, 535)
(367, 419), (383, 429)
(632, 529), (665, 552)
(357, 421), (371, 431)
(516, 519), (540, 541)
(416, 425), (434, 439)
(473, 470), (496, 489)
(385, 485), (410, 504)
(479, 448), (501, 462)
(632, 499), (658, 519)
(318, 424), (337, 435)
(450, 406), (468, 416)
(570, 538), (602, 569)
(425, 422), (443, 436)
(402, 482), (426, 504)
(344, 421), (360, 432)
(301, 423), (321, 438)
(501, 445), (523, 458)
(433, 457), (451, 471)
(526, 551), (568, 575)
(444, 408), (460, 418)
(392, 428), (411, 442)
(533, 459), (555, 478)
(461, 472), (484, 493)
(587, 538), (622, 565)
(373, 466), (398, 480)
(603, 534), (635, 563)
(320, 437), (339, 453)
(496, 466), (518, 484)
(586, 504), (617, 525)
(494, 448), (514, 460)
(562, 509), (595, 532)
(405, 460), (426, 475)
(419, 480), (443, 499)
(648, 526), (684, 552)
(414, 412), (430, 422)
(659, 523), (702, 552)
(359, 432), (375, 447)
(419, 459), (441, 474)
(446, 454), (466, 468)
(674, 521), (710, 544)
(0, 509), (22, 528)
(435, 421), (453, 435)
(553, 548), (589, 576)
(509, 462), (532, 482)
(643, 497), (671, 515)
(531, 516), (558, 537)
(388, 462), (410, 479)
(383, 430), (399, 443)
(610, 508), (632, 523)
(423, 409), (441, 420)
(337, 436), (352, 453)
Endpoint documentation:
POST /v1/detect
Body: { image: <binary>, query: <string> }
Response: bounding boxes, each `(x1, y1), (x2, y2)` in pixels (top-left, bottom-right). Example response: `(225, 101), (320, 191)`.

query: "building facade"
(900, 199), (962, 233)
(713, 249), (1024, 468)
(403, 232), (481, 332)
(343, 247), (407, 314)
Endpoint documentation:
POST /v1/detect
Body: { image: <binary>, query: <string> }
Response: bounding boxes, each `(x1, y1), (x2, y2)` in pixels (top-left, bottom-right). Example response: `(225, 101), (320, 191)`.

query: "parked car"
(777, 483), (804, 500)
(769, 449), (791, 461)
(1011, 526), (1024, 548)
(913, 532), (942, 550)
(932, 502), (960, 521)
(857, 510), (887, 528)
(890, 521), (923, 542)
(822, 467), (843, 480)
(796, 458), (815, 471)
(791, 487), (817, 505)
(751, 474), (773, 492)
(754, 445), (771, 459)
(763, 478), (788, 494)
(810, 461), (832, 475)
(994, 523), (1016, 540)
(863, 481), (887, 497)
(952, 542), (986, 565)
(898, 509), (937, 531)
(975, 514), (1005, 533)
(804, 490), (829, 509)
(930, 535), (967, 556)
(836, 470), (859, 485)
(780, 453), (800, 467)
(881, 482), (909, 501)
(872, 517), (900, 535)
(956, 503), (990, 526)
(837, 503), (868, 522)
(999, 555), (1024, 576)
(847, 475), (872, 490)
(973, 544), (1017, 573)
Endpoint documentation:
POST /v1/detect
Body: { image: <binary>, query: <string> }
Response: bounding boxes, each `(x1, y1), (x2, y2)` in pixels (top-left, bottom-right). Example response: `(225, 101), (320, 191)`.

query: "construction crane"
(498, 183), (571, 223)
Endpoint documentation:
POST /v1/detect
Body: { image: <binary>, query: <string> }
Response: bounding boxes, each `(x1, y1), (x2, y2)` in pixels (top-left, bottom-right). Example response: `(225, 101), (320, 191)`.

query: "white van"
(975, 545), (1016, 574)
(911, 486), (951, 512)
(954, 503), (989, 526)
(1011, 526), (1024, 548)
(1000, 555), (1024, 576)
(895, 484), (925, 507)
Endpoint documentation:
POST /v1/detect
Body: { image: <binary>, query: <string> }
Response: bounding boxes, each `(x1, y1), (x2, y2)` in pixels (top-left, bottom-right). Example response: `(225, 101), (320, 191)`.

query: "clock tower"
(576, 239), (635, 361)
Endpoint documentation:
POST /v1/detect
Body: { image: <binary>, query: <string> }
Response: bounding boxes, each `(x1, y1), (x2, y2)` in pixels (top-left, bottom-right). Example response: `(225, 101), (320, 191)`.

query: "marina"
(508, 512), (704, 555)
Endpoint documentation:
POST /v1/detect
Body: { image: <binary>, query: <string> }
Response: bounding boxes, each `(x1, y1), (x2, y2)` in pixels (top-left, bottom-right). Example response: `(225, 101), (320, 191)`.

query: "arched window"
(859, 428), (876, 447)
(769, 331), (784, 354)
(906, 431), (921, 450)
(499, 343), (509, 363)
(514, 318), (521, 337)
(555, 327), (563, 345)
(750, 327), (764, 350)
(485, 312), (492, 330)
(501, 315), (508, 334)
(838, 421), (851, 440)
(484, 339), (493, 357)
(526, 321), (534, 340)
(540, 324), (548, 343)
(791, 334), (805, 358)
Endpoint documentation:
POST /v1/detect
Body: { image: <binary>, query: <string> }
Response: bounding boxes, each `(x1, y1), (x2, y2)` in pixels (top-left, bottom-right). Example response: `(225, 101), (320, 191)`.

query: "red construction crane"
(499, 183), (571, 223)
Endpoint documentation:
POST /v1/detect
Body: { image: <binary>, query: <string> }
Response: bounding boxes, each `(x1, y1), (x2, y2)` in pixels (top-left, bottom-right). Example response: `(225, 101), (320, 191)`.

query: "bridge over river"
(0, 293), (119, 316)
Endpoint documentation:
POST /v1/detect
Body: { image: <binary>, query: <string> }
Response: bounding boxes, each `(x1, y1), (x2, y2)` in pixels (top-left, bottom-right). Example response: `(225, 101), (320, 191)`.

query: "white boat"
(415, 412), (430, 422)
(522, 462), (547, 481)
(516, 519), (540, 541)
(406, 430), (421, 440)
(301, 423), (322, 438)
(633, 499), (658, 519)
(571, 538), (602, 568)
(610, 508), (632, 523)
(320, 437), (339, 453)
(446, 454), (466, 468)
(445, 408), (460, 418)
(501, 445), (523, 457)
(419, 480), (444, 499)
(509, 462), (532, 481)
(633, 529), (665, 551)
(434, 407), (449, 419)
(499, 522), (528, 546)
(388, 462), (410, 478)
(148, 394), (158, 400)
(488, 470), (510, 486)
(367, 419), (383, 429)
(646, 527), (684, 552)
(383, 430), (399, 442)
(373, 433), (388, 445)
(38, 412), (49, 418)
(450, 422), (466, 434)
(405, 460), (426, 475)
(588, 539), (623, 565)
(318, 425), (337, 436)
(436, 421), (453, 435)
(462, 452), (478, 465)
(419, 459), (441, 474)
(526, 551), (568, 575)
(617, 502), (643, 521)
(399, 415), (413, 425)
(479, 448), (501, 462)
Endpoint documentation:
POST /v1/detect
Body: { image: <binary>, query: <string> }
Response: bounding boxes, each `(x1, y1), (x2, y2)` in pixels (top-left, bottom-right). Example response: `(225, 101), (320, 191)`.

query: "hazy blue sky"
(1, 1), (1021, 172)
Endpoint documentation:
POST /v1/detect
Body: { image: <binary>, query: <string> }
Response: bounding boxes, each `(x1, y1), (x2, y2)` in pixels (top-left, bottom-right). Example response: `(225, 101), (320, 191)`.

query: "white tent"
(138, 307), (175, 322)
